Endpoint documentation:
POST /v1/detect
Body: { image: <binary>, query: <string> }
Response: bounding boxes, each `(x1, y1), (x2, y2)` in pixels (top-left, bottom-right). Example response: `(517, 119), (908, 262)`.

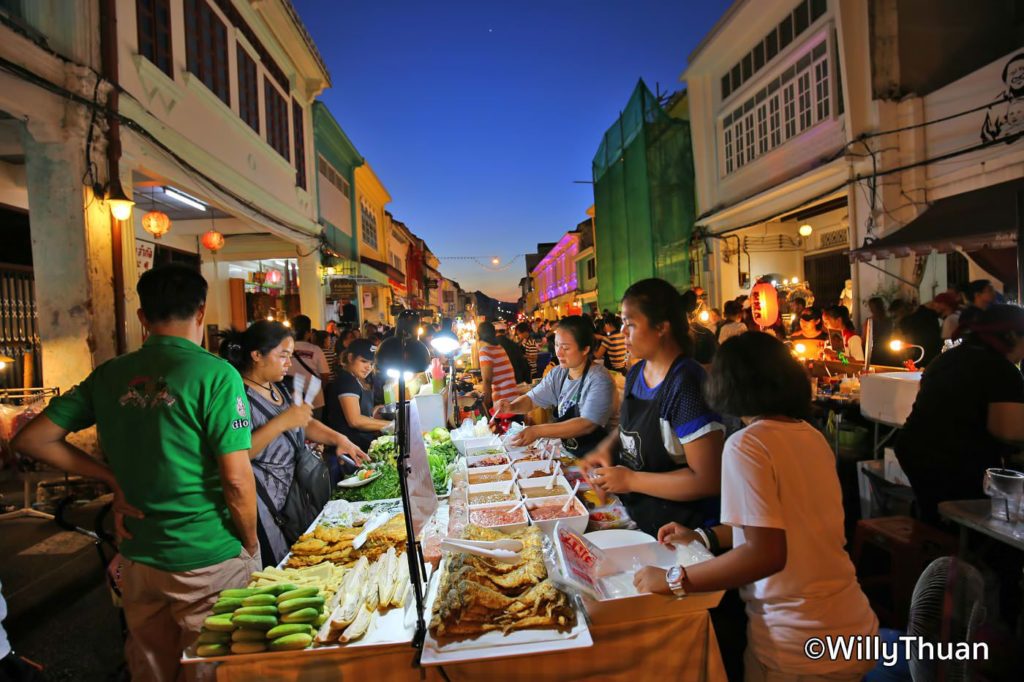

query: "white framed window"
(782, 82), (797, 139)
(756, 102), (768, 155)
(717, 33), (834, 177)
(768, 94), (781, 147)
(797, 71), (812, 131)
(360, 200), (378, 250)
(317, 155), (350, 198)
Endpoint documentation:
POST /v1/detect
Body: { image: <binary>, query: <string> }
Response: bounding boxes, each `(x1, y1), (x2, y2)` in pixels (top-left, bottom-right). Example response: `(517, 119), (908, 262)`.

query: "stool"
(850, 516), (958, 628)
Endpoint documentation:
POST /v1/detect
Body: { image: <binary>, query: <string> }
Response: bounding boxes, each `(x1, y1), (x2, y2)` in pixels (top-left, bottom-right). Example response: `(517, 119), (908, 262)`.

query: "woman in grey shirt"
(493, 316), (615, 457)
(221, 321), (366, 566)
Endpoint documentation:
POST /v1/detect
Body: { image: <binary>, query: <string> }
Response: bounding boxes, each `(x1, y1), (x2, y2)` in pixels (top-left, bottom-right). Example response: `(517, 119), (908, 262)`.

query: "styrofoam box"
(452, 434), (501, 456)
(581, 531), (724, 625)
(859, 371), (921, 426)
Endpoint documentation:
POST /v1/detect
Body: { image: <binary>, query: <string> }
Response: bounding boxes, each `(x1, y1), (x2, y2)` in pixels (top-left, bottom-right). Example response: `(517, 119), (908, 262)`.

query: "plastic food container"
(517, 476), (573, 501)
(465, 444), (508, 458)
(466, 464), (515, 486)
(466, 452), (511, 469)
(526, 496), (588, 536)
(467, 480), (521, 505)
(467, 501), (529, 532)
(513, 460), (559, 480)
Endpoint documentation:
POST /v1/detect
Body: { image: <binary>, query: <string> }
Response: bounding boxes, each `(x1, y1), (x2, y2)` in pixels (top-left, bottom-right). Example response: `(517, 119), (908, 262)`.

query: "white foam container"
(517, 476), (573, 501)
(466, 500), (529, 532)
(467, 480), (521, 505)
(526, 496), (588, 537)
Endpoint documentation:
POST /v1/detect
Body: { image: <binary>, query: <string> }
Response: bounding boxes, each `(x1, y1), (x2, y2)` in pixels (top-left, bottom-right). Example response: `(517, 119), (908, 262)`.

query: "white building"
(683, 0), (1024, 318)
(0, 0), (331, 391)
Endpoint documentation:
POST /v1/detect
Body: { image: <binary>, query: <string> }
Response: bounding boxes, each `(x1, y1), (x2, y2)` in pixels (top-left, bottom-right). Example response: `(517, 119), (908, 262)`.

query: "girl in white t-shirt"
(633, 331), (878, 681)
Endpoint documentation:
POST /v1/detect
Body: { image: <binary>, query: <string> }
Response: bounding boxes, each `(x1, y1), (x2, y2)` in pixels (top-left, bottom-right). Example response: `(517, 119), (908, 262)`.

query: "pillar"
(297, 249), (324, 329)
(22, 124), (116, 391)
(200, 257), (233, 333)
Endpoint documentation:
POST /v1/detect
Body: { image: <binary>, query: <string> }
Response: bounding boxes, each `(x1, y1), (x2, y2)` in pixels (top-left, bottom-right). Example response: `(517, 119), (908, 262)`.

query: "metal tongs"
(440, 537), (524, 563)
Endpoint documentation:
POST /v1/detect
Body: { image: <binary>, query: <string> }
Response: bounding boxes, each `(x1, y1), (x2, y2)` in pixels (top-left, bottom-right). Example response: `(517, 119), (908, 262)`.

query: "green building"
(591, 80), (696, 310)
(312, 101), (364, 263)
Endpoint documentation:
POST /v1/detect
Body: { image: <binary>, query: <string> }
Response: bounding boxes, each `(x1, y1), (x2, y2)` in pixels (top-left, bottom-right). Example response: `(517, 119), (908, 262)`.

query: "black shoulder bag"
(248, 389), (331, 544)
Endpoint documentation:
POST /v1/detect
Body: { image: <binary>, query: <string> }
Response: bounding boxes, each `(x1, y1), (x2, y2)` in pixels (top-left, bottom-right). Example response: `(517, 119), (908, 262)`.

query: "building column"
(22, 124), (116, 390)
(200, 257), (233, 334)
(297, 249), (324, 329)
(119, 165), (144, 351)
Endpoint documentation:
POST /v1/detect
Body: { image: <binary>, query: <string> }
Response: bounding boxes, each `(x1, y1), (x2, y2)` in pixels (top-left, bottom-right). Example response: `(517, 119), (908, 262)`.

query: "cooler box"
(859, 372), (921, 427)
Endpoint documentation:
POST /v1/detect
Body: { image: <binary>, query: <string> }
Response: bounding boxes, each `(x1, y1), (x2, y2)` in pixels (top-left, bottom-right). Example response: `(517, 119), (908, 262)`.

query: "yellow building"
(354, 162), (393, 324)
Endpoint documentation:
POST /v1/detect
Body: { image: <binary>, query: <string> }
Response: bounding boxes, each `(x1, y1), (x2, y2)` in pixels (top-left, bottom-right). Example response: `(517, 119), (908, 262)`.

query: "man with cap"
(323, 338), (392, 452)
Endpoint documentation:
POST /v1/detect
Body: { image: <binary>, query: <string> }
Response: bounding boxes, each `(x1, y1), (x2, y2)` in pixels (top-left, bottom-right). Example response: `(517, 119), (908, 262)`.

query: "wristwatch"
(666, 565), (688, 598)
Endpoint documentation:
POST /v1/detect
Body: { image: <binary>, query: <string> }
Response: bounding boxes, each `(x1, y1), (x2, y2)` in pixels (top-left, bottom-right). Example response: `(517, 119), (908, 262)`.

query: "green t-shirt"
(45, 335), (252, 571)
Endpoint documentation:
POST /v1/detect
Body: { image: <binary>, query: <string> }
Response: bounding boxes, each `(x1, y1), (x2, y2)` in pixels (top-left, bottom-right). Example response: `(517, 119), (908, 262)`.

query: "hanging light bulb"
(798, 224), (813, 237)
(491, 257), (500, 266)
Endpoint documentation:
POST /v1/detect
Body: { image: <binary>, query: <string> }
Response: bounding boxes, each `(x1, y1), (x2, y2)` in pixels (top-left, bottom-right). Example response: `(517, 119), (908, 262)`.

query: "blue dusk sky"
(293, 0), (731, 301)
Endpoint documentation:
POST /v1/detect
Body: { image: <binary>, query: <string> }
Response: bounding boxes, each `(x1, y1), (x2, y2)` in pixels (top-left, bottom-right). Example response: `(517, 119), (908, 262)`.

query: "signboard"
(136, 240), (155, 273)
(363, 290), (374, 308)
(330, 279), (357, 300)
(406, 401), (438, 536)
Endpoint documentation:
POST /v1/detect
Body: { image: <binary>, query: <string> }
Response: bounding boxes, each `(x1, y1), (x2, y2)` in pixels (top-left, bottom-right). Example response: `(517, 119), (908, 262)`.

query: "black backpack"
(498, 337), (531, 385)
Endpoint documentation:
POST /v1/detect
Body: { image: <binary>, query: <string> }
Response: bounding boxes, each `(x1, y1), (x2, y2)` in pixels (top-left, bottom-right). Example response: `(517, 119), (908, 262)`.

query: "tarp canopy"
(848, 178), (1024, 262)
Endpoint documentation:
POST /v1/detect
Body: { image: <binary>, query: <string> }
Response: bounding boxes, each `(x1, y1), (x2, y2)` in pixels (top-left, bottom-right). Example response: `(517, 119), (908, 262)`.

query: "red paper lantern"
(265, 269), (282, 285)
(201, 229), (225, 252)
(141, 210), (171, 239)
(750, 280), (780, 329)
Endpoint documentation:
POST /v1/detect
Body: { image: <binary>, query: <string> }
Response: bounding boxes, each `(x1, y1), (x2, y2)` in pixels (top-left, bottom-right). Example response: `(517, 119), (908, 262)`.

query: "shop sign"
(363, 290), (375, 308)
(330, 279), (357, 300)
(136, 240), (155, 273)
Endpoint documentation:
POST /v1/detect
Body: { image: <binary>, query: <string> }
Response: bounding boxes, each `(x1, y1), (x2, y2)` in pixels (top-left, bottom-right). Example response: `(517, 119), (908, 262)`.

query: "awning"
(576, 290), (598, 303)
(848, 178), (1024, 262)
(358, 262), (390, 286)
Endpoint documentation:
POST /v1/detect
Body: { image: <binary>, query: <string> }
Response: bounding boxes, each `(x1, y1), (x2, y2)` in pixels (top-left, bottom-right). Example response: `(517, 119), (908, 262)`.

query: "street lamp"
(798, 224), (813, 237)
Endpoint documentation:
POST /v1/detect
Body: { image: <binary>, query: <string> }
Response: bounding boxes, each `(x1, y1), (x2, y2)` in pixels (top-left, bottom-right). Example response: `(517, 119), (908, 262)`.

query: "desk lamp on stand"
(429, 329), (461, 428)
(374, 333), (432, 663)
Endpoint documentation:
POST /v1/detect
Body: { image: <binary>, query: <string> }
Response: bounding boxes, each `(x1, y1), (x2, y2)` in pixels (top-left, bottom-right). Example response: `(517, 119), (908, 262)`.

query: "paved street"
(2, 476), (124, 681)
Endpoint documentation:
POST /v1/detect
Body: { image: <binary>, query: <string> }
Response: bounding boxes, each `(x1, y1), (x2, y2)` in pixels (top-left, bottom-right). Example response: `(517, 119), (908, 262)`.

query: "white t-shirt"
(717, 321), (747, 343)
(0, 578), (10, 659)
(941, 311), (960, 340)
(287, 341), (329, 409)
(720, 420), (878, 675)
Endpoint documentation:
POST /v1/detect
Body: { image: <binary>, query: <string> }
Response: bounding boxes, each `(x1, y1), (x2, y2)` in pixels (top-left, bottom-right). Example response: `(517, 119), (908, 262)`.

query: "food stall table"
(210, 609), (726, 682)
(938, 499), (1024, 554)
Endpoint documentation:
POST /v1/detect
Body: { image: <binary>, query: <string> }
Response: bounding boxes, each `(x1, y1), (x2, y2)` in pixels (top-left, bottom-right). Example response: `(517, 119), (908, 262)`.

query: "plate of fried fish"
(421, 525), (592, 665)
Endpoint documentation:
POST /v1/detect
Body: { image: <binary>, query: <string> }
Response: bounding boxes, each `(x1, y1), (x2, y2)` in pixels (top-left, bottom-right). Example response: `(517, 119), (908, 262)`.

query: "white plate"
(420, 558), (593, 666)
(583, 529), (656, 550)
(337, 470), (382, 488)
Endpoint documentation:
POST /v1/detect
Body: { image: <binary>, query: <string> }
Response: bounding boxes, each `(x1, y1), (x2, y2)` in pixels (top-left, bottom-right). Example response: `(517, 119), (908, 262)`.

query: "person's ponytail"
(218, 329), (248, 370)
(218, 321), (292, 372)
(621, 278), (693, 357)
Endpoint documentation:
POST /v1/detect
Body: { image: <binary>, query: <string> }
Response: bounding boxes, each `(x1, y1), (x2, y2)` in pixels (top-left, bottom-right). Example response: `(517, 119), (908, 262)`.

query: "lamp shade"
(376, 335), (431, 377)
(106, 176), (135, 221)
(750, 280), (780, 329)
(430, 330), (460, 356)
(142, 210), (171, 238)
(201, 229), (225, 252)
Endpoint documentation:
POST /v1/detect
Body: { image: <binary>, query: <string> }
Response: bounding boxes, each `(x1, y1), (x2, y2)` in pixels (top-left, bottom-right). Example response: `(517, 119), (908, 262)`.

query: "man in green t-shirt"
(13, 265), (258, 682)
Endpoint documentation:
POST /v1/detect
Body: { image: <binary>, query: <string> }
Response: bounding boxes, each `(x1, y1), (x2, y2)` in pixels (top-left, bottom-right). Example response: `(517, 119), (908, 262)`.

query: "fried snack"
(285, 515), (407, 569)
(429, 525), (577, 641)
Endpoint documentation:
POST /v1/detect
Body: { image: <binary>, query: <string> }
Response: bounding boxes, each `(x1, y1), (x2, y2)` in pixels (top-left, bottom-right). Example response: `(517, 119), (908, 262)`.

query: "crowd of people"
(5, 262), (1022, 681)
